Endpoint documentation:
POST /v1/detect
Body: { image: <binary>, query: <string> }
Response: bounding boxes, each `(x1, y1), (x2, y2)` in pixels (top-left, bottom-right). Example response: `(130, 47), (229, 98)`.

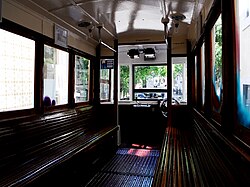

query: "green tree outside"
(120, 65), (129, 98)
(214, 15), (222, 98)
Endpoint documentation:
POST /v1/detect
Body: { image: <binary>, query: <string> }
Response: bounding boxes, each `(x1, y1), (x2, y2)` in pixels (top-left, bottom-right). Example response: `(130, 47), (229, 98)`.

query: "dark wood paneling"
(118, 104), (167, 147)
(0, 107), (118, 187)
(204, 32), (213, 117)
(152, 107), (250, 187)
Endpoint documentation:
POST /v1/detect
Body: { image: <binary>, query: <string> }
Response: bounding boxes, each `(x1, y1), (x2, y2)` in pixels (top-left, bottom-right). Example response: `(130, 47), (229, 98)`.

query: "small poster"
(101, 59), (114, 69)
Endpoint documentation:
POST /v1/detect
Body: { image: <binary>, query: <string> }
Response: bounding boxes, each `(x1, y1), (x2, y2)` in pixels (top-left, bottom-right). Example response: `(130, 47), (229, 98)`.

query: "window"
(100, 59), (114, 102)
(133, 64), (167, 100)
(236, 0), (250, 129)
(43, 45), (69, 106)
(212, 14), (223, 113)
(0, 29), (35, 112)
(172, 57), (187, 104)
(75, 55), (90, 103)
(201, 43), (205, 107)
(194, 55), (198, 105)
(119, 65), (130, 100)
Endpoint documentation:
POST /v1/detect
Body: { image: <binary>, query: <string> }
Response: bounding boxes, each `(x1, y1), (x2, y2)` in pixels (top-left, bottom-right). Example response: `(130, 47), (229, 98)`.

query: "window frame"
(42, 43), (70, 112)
(0, 18), (95, 119)
(119, 64), (131, 101)
(211, 13), (223, 124)
(172, 56), (188, 105)
(0, 19), (39, 119)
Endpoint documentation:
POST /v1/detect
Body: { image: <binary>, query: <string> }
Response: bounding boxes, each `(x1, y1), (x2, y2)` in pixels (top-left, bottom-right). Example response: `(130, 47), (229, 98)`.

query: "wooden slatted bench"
(0, 106), (118, 187)
(152, 107), (250, 187)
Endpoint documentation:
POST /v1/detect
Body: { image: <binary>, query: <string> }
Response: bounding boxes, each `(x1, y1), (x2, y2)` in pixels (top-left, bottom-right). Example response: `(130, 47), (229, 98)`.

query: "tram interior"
(0, 0), (250, 187)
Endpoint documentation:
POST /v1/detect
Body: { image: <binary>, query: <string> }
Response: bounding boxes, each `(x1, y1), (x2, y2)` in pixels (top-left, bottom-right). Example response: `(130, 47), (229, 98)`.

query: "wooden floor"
(84, 147), (160, 187)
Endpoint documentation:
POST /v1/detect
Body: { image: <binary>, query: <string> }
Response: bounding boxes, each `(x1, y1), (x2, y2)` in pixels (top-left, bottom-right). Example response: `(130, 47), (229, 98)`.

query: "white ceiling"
(15, 0), (206, 45)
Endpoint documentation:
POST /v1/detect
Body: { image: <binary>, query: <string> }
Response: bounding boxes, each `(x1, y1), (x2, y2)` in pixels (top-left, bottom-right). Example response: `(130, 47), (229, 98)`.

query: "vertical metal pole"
(114, 39), (121, 146)
(167, 37), (172, 108)
(0, 0), (2, 23)
(94, 27), (101, 105)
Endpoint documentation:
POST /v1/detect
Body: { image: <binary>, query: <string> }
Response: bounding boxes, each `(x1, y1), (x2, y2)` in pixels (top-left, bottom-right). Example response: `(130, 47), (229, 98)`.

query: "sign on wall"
(101, 59), (114, 69)
(54, 24), (68, 48)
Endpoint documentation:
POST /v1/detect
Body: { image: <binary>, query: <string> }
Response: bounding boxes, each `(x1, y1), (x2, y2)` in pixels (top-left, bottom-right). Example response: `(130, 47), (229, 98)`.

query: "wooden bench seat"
(152, 108), (250, 187)
(0, 106), (118, 187)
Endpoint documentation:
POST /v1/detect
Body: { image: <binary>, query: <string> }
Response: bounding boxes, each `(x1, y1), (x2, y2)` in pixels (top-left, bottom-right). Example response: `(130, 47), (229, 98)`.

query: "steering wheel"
(160, 98), (168, 117)
(160, 98), (180, 117)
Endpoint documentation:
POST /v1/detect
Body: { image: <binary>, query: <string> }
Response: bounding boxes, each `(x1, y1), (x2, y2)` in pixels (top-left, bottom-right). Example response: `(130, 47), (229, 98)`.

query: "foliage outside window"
(133, 65), (167, 100)
(43, 45), (69, 106)
(212, 15), (223, 112)
(236, 0), (250, 129)
(0, 29), (35, 112)
(120, 65), (130, 100)
(75, 55), (90, 103)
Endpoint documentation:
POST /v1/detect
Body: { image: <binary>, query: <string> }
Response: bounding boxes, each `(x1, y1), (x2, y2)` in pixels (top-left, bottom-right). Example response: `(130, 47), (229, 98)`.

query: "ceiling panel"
(30, 0), (72, 11)
(16, 0), (207, 44)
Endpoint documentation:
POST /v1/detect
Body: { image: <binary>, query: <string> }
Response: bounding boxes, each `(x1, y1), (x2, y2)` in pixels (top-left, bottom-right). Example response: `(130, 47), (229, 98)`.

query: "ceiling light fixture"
(127, 48), (156, 60)
(144, 48), (156, 60)
(127, 49), (140, 59)
(170, 13), (186, 33)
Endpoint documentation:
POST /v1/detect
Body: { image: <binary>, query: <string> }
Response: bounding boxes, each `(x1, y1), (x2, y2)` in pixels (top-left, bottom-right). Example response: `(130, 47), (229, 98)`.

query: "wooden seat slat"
(0, 107), (118, 187)
(152, 109), (250, 187)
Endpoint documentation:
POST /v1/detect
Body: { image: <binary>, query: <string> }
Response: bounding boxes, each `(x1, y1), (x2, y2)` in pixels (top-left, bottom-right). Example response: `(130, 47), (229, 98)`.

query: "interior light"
(127, 49), (140, 59)
(144, 48), (156, 60)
